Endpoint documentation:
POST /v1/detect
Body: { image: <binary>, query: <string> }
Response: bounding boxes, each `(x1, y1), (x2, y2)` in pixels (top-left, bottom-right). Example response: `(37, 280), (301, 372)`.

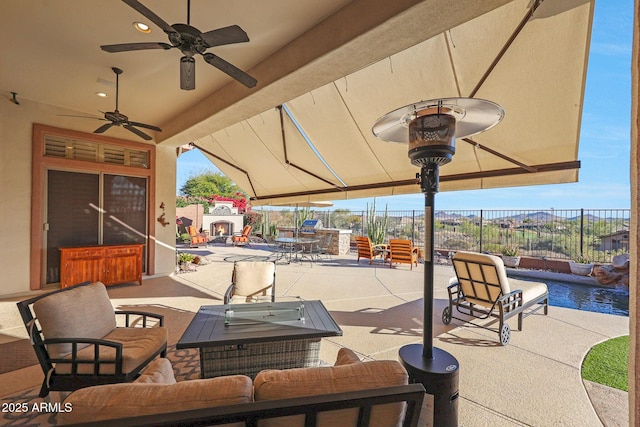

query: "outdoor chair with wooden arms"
(16, 281), (168, 397)
(186, 225), (208, 247)
(388, 239), (419, 270)
(231, 225), (252, 246)
(224, 261), (276, 304)
(355, 236), (384, 265)
(442, 251), (549, 345)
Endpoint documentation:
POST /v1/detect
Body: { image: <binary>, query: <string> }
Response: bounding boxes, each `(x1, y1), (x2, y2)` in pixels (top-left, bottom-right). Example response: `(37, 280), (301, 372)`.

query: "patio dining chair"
(442, 251), (549, 345)
(224, 261), (276, 304)
(319, 233), (333, 260)
(388, 239), (419, 270)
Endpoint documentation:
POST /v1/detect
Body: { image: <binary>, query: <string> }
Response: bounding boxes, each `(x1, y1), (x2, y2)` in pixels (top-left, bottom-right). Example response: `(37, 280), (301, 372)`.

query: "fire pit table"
(177, 300), (342, 379)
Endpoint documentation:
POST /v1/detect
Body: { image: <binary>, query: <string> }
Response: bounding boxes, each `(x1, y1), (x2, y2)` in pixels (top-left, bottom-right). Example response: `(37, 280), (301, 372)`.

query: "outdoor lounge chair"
(16, 281), (167, 397)
(388, 239), (419, 270)
(232, 224), (252, 246)
(224, 261), (276, 304)
(442, 251), (549, 345)
(186, 225), (208, 247)
(355, 236), (384, 265)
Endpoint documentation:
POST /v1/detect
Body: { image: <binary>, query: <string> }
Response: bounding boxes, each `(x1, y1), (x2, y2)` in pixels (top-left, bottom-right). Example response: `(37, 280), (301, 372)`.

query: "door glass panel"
(103, 175), (148, 269)
(46, 170), (99, 283)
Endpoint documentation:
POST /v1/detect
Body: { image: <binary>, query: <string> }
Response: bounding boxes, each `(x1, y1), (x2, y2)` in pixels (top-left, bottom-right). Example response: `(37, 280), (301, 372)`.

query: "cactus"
(296, 207), (311, 226)
(366, 199), (388, 245)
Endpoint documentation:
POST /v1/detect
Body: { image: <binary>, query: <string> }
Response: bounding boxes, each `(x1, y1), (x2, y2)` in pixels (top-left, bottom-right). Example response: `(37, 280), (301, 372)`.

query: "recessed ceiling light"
(133, 22), (151, 33)
(96, 92), (108, 98)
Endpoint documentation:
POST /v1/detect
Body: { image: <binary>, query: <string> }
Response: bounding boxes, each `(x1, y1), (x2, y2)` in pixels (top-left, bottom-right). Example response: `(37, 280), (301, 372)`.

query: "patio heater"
(372, 97), (504, 426)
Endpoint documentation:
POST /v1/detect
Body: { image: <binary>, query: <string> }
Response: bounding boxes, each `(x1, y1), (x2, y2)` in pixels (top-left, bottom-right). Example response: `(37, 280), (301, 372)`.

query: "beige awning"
(193, 0), (594, 206)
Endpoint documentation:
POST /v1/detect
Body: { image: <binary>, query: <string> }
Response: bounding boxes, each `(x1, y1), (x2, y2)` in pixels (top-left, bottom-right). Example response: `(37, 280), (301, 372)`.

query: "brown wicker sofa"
(58, 349), (425, 427)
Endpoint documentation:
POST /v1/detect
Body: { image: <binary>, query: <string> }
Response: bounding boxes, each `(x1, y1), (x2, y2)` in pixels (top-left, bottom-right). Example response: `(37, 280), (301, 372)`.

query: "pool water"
(544, 280), (629, 317)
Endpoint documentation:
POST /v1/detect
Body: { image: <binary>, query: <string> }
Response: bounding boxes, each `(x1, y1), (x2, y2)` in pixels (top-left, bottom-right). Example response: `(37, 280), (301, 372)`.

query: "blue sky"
(177, 0), (632, 211)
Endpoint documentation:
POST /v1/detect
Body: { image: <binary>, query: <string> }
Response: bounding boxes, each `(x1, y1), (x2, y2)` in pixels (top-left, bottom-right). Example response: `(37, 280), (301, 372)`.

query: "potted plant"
(569, 254), (594, 276)
(500, 245), (521, 268)
(177, 252), (196, 272)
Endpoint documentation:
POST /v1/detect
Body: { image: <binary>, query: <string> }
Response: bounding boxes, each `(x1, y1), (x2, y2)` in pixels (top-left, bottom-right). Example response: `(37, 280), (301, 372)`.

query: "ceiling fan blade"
(128, 121), (162, 132)
(58, 114), (106, 120)
(94, 123), (115, 134)
(201, 25), (249, 47)
(203, 53), (257, 88)
(101, 42), (172, 53)
(124, 124), (153, 141)
(122, 0), (178, 36)
(180, 56), (196, 90)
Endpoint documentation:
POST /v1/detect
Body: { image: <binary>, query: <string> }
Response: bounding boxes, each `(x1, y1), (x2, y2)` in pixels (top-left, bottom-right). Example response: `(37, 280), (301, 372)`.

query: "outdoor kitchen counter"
(277, 227), (352, 255)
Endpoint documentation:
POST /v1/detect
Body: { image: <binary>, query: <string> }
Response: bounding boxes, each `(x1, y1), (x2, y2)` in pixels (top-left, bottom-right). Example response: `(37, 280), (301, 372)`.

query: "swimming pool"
(542, 280), (628, 316)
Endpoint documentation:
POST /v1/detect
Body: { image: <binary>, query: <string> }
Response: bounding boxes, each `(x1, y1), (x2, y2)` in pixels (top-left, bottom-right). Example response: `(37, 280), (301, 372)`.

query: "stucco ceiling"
(0, 0), (511, 147)
(1, 0), (595, 205)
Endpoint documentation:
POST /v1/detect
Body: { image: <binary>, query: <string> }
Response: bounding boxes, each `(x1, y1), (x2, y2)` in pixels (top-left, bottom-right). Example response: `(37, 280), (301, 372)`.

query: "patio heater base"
(399, 344), (459, 427)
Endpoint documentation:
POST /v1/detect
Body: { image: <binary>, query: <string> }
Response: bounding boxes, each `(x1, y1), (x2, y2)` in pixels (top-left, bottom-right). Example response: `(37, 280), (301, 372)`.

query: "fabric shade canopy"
(193, 0), (594, 206)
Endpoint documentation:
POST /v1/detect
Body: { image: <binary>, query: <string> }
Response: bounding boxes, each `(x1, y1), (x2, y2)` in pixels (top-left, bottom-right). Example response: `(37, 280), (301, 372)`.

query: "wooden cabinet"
(59, 244), (143, 288)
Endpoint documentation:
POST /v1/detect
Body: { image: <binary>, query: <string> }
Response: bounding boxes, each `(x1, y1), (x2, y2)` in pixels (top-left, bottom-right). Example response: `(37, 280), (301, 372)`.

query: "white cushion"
(233, 261), (275, 298)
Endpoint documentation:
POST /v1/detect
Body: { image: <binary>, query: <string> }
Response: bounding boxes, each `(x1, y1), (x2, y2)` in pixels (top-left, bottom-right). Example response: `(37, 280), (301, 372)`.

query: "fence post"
(479, 209), (484, 253)
(412, 210), (416, 243)
(579, 208), (584, 257)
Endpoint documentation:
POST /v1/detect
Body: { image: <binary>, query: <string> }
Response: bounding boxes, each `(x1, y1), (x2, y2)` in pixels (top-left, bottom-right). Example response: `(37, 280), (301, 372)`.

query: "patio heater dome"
(371, 96), (504, 427)
(372, 97), (504, 165)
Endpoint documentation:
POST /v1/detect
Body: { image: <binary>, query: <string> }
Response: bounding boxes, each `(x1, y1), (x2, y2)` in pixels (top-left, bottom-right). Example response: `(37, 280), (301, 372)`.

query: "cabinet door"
(61, 257), (103, 288)
(105, 254), (141, 285)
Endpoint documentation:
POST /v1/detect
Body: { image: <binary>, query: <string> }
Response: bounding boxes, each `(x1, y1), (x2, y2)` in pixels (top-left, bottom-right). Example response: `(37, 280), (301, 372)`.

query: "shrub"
(178, 252), (195, 264)
(500, 245), (520, 257)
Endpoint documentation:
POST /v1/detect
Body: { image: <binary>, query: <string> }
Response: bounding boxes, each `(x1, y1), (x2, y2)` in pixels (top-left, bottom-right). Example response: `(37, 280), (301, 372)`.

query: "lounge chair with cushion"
(224, 261), (276, 304)
(16, 281), (168, 397)
(186, 225), (208, 247)
(232, 225), (252, 246)
(442, 251), (549, 345)
(388, 239), (419, 270)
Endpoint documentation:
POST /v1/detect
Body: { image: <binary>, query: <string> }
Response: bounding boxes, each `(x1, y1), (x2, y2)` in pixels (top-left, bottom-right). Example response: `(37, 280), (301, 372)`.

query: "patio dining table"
(274, 237), (320, 263)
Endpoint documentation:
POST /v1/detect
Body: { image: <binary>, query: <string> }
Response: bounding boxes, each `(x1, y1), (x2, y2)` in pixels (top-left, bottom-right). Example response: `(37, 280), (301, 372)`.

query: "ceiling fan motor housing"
(408, 114), (456, 166)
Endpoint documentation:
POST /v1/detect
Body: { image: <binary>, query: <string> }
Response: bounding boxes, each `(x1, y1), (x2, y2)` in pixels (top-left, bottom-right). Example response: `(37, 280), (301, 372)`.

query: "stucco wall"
(153, 146), (179, 276)
(0, 95), (34, 296)
(0, 96), (178, 296)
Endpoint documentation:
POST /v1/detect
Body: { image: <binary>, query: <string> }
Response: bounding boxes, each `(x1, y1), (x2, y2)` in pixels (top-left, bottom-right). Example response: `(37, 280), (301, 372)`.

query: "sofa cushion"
(254, 359), (409, 427)
(55, 326), (168, 375)
(33, 282), (116, 358)
(134, 358), (176, 384)
(58, 375), (253, 426)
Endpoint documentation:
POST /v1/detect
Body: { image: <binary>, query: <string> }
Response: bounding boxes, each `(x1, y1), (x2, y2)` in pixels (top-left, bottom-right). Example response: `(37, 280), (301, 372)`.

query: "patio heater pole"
(372, 97), (504, 427)
(421, 162), (438, 359)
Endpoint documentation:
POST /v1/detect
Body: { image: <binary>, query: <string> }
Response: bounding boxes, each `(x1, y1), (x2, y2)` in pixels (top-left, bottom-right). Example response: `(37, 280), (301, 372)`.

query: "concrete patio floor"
(0, 242), (630, 426)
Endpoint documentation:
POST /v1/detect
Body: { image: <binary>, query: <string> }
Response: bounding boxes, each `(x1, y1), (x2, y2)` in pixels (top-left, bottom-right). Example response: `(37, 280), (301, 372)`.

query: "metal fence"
(255, 208), (630, 263)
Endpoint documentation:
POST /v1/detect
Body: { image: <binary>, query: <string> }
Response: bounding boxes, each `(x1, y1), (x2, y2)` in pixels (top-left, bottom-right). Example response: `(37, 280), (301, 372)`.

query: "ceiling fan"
(61, 67), (161, 141)
(100, 0), (257, 90)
